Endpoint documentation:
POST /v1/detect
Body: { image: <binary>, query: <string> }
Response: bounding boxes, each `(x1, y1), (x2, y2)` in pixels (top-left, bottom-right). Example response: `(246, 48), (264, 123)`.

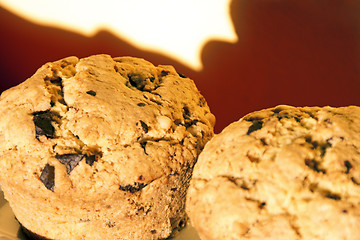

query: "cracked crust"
(0, 54), (215, 240)
(186, 105), (360, 240)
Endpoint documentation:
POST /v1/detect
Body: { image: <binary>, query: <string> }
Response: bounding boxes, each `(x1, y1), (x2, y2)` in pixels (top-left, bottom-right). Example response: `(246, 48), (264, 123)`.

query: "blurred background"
(0, 0), (359, 133)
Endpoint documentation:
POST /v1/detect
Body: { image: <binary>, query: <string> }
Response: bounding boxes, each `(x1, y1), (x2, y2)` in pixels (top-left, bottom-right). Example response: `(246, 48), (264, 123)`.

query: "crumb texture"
(186, 105), (360, 240)
(0, 54), (214, 240)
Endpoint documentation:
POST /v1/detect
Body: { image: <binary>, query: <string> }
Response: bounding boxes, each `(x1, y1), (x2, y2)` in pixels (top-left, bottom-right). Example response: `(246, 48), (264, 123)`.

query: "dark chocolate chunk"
(305, 137), (331, 157)
(56, 154), (84, 174)
(326, 192), (341, 200)
(320, 142), (332, 157)
(128, 73), (147, 90)
(246, 120), (263, 135)
(126, 73), (159, 92)
(184, 119), (198, 128)
(49, 77), (62, 86)
(305, 111), (317, 119)
(174, 119), (182, 125)
(247, 154), (260, 163)
(344, 160), (353, 174)
(119, 182), (147, 193)
(160, 70), (169, 77)
(32, 111), (55, 139)
(351, 177), (360, 185)
(305, 137), (318, 149)
(40, 164), (55, 192)
(260, 138), (268, 146)
(305, 159), (326, 174)
(139, 120), (149, 133)
(294, 116), (301, 122)
(137, 102), (146, 107)
(258, 202), (266, 209)
(140, 141), (148, 155)
(170, 217), (187, 233)
(178, 219), (186, 229)
(86, 90), (96, 96)
(85, 155), (96, 166)
(177, 72), (187, 78)
(183, 106), (190, 118)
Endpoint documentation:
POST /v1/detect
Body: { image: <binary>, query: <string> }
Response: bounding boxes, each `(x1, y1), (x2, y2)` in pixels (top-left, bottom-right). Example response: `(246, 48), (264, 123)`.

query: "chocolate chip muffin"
(0, 54), (215, 240)
(186, 105), (360, 240)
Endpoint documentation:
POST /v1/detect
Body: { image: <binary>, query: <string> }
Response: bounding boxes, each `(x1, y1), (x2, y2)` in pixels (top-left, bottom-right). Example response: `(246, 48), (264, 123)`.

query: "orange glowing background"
(0, 0), (360, 133)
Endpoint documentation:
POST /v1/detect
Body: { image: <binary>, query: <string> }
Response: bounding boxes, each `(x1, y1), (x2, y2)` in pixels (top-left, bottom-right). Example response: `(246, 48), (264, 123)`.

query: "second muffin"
(187, 105), (360, 240)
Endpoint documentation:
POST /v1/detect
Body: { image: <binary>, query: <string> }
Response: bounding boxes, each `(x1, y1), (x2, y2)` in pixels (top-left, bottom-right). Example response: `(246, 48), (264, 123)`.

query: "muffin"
(186, 105), (360, 240)
(0, 54), (215, 240)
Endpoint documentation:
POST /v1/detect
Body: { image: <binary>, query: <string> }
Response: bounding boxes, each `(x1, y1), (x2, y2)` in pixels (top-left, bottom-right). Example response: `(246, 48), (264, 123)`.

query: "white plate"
(0, 189), (200, 240)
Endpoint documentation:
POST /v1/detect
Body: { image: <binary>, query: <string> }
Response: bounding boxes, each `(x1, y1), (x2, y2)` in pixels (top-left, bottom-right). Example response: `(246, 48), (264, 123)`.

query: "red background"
(1, 0), (359, 133)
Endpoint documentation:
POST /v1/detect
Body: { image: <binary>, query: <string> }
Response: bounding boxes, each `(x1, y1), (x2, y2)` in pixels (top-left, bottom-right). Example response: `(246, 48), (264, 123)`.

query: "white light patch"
(0, 0), (238, 70)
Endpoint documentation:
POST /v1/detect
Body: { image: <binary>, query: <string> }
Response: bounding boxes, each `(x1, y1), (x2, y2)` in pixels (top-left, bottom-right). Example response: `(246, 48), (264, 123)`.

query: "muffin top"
(187, 105), (360, 240)
(0, 54), (215, 201)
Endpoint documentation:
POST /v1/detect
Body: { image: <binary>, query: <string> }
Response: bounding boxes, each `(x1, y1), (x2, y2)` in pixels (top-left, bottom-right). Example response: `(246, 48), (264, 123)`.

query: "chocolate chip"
(247, 120), (263, 135)
(174, 119), (182, 125)
(86, 90), (96, 96)
(85, 155), (96, 166)
(320, 142), (332, 157)
(139, 120), (149, 133)
(345, 160), (353, 174)
(178, 219), (186, 228)
(137, 102), (146, 107)
(305, 159), (326, 174)
(326, 192), (341, 200)
(56, 154), (84, 174)
(160, 70), (169, 77)
(260, 138), (268, 146)
(305, 137), (331, 157)
(258, 202), (266, 209)
(119, 182), (147, 193)
(305, 137), (318, 149)
(140, 141), (148, 155)
(49, 77), (62, 86)
(305, 111), (317, 119)
(184, 120), (198, 128)
(177, 72), (187, 78)
(247, 154), (260, 163)
(294, 116), (301, 122)
(351, 177), (360, 185)
(32, 111), (55, 139)
(40, 164), (55, 191)
(324, 118), (332, 124)
(128, 73), (148, 90)
(183, 106), (190, 118)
